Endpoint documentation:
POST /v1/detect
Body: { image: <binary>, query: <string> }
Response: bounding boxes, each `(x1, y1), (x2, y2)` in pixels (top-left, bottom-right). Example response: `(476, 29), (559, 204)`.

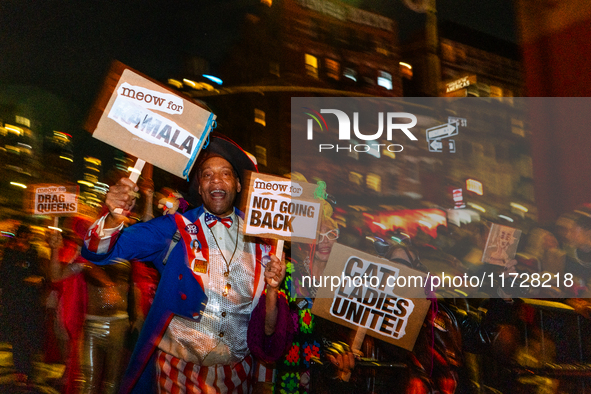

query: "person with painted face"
(81, 133), (293, 394)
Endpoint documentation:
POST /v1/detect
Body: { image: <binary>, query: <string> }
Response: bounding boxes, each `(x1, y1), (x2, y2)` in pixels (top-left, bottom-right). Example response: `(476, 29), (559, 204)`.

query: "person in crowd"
(266, 194), (358, 394)
(80, 132), (293, 393)
(47, 218), (141, 394)
(0, 224), (45, 383)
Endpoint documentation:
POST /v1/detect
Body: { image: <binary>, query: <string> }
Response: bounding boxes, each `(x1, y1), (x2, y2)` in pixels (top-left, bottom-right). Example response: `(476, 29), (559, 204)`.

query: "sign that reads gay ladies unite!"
(311, 244), (431, 351)
(26, 185), (79, 216)
(85, 61), (215, 179)
(241, 172), (322, 244)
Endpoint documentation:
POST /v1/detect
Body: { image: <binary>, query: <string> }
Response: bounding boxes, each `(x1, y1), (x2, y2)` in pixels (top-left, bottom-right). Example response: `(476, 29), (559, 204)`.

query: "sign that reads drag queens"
(241, 172), (322, 244)
(28, 185), (79, 216)
(311, 244), (431, 351)
(85, 61), (215, 179)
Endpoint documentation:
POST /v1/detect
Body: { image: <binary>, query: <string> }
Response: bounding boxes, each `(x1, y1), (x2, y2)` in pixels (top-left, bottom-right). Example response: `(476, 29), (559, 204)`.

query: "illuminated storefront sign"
(466, 179), (483, 195)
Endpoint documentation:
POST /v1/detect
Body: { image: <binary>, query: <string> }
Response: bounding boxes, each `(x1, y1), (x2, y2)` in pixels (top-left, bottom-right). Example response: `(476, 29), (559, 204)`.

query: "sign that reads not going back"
(241, 172), (322, 244)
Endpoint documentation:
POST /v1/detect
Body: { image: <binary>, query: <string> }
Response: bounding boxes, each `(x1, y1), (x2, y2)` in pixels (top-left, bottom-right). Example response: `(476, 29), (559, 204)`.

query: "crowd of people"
(1, 132), (591, 393)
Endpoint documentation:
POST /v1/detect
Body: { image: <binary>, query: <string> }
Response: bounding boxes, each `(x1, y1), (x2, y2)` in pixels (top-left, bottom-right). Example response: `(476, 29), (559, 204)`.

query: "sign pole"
(113, 158), (145, 215)
(351, 327), (367, 352)
(128, 158), (146, 183)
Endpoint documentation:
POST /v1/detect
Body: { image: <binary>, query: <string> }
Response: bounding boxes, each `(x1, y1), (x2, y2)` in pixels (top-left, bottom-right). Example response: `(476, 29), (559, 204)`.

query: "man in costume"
(81, 133), (293, 393)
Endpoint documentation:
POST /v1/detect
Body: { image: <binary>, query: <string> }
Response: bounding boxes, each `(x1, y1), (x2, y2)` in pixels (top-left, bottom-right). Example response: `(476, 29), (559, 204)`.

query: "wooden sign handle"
(276, 239), (284, 258)
(128, 158), (146, 183)
(352, 327), (367, 352)
(114, 158), (146, 214)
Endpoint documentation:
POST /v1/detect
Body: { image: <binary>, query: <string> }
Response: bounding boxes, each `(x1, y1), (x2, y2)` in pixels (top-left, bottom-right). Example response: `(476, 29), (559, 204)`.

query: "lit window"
(399, 62), (413, 79)
(305, 54), (318, 78)
(466, 179), (483, 195)
(254, 109), (266, 126)
(343, 67), (357, 82)
(15, 116), (30, 127)
(255, 145), (267, 166)
(366, 173), (382, 192)
(377, 70), (393, 90)
(325, 59), (340, 80)
(348, 171), (363, 186)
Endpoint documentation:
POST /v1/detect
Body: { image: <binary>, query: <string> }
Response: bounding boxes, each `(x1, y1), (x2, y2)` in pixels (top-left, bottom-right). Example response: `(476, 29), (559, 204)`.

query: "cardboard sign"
(241, 172), (322, 243)
(26, 184), (79, 216)
(311, 244), (431, 351)
(482, 223), (522, 266)
(85, 61), (215, 179)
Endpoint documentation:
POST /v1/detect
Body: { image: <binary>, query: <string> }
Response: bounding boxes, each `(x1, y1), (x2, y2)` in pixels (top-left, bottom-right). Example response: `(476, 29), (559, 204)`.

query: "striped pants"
(156, 350), (253, 394)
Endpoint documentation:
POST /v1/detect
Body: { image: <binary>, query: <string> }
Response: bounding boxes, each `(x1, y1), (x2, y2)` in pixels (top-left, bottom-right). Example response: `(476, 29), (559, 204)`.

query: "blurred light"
(47, 226), (62, 232)
(510, 202), (528, 213)
(17, 143), (32, 149)
(498, 214), (514, 222)
(365, 236), (375, 242)
(343, 67), (357, 82)
(84, 157), (102, 166)
(127, 166), (142, 175)
(454, 289), (468, 297)
(10, 182), (26, 189)
(78, 180), (94, 187)
(202, 74), (223, 85)
(372, 221), (387, 230)
(399, 62), (412, 70)
(5, 125), (22, 135)
(467, 202), (485, 213)
(183, 79), (214, 91)
(1, 231), (15, 237)
(54, 131), (72, 139)
(168, 79), (183, 89)
(418, 220), (433, 229)
(60, 156), (73, 162)
(466, 179), (483, 195)
(382, 149), (396, 159)
(377, 71), (393, 90)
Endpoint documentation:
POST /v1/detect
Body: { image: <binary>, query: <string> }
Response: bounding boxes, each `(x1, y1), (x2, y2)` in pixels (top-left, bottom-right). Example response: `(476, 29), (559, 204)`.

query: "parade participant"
(81, 133), (292, 394)
(0, 224), (45, 383)
(259, 173), (357, 394)
(47, 228), (138, 394)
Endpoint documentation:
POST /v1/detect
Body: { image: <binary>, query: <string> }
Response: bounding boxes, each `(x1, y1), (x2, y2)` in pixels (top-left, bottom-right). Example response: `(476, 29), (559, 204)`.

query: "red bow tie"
(205, 212), (233, 228)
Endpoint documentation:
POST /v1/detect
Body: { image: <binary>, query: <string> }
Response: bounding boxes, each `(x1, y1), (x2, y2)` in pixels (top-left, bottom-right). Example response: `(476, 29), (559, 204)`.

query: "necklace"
(208, 215), (240, 277)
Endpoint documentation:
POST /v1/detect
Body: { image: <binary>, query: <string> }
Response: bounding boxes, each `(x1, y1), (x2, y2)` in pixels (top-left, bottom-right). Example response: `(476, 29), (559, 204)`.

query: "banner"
(241, 172), (322, 243)
(85, 61), (214, 179)
(311, 244), (431, 351)
(27, 184), (79, 216)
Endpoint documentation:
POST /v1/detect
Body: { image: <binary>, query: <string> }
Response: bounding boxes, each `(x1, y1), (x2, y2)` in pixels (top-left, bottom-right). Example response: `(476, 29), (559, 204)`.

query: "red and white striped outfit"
(156, 350), (253, 394)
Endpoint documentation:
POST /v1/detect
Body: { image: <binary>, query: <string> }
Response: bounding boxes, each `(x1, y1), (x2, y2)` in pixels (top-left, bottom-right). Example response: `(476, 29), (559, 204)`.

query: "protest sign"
(482, 223), (522, 266)
(85, 61), (215, 179)
(26, 184), (79, 216)
(311, 244), (431, 351)
(241, 172), (323, 244)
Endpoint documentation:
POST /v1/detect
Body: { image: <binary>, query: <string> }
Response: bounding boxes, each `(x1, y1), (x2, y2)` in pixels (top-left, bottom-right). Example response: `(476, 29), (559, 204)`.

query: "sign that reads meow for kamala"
(85, 61), (215, 179)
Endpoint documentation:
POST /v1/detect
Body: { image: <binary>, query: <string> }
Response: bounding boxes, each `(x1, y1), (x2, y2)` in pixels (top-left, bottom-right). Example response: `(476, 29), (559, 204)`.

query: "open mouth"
(210, 189), (226, 198)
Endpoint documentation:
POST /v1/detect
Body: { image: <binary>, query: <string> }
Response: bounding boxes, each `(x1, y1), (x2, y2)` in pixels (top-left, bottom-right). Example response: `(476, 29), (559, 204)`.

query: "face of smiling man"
(198, 156), (241, 217)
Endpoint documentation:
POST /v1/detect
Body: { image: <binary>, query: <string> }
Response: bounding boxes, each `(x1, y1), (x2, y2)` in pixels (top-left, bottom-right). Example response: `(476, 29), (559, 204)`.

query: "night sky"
(0, 0), (517, 169)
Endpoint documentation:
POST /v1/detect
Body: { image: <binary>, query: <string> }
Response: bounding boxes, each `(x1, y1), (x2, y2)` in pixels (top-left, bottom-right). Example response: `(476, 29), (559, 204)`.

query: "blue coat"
(81, 206), (266, 394)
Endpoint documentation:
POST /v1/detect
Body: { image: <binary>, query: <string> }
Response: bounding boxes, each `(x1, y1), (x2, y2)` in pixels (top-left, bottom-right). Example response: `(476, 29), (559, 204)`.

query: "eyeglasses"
(318, 229), (339, 242)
